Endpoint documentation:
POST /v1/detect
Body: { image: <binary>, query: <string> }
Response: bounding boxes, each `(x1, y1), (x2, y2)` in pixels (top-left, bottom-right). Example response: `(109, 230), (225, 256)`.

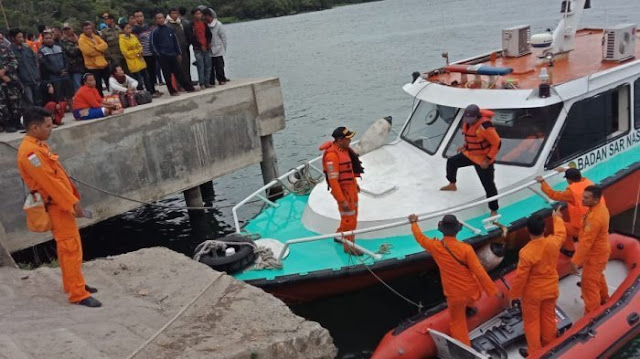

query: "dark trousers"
(143, 55), (158, 86)
(157, 55), (195, 94)
(446, 153), (499, 211)
(88, 68), (110, 97)
(180, 46), (192, 84)
(131, 69), (153, 93)
(210, 56), (227, 84)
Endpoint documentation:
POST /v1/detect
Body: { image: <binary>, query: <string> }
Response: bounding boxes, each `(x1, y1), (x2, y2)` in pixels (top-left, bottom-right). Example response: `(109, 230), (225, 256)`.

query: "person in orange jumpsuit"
(409, 213), (502, 345)
(536, 167), (605, 254)
(440, 104), (502, 217)
(572, 185), (610, 314)
(510, 209), (566, 355)
(320, 126), (364, 255)
(17, 107), (101, 307)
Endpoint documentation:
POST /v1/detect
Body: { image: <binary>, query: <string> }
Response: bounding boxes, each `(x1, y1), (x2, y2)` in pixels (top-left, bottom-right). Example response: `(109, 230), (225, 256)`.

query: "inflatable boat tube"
(372, 232), (640, 359)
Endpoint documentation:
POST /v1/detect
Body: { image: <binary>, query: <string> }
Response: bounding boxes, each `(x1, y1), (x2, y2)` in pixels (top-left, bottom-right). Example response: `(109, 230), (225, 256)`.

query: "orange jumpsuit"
(411, 223), (499, 345)
(321, 142), (360, 250)
(541, 178), (604, 252)
(572, 201), (610, 314)
(510, 216), (566, 353)
(17, 135), (91, 303)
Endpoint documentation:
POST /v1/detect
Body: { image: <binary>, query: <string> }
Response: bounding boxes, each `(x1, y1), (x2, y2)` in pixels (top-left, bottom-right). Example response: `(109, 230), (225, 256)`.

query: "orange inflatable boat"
(372, 232), (640, 359)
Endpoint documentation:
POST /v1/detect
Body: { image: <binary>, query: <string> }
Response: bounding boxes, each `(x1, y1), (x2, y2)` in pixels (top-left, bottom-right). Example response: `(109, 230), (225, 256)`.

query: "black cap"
(438, 214), (463, 234)
(564, 168), (582, 181)
(332, 126), (355, 140)
(462, 104), (481, 124)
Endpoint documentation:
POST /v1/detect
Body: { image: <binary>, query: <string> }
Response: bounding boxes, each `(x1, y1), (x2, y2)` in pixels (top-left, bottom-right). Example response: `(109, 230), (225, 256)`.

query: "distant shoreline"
(219, 0), (382, 24)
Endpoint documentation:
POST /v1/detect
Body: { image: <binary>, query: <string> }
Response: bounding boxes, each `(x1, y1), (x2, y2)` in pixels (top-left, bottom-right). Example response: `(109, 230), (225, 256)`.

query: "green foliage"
(0, 0), (377, 33)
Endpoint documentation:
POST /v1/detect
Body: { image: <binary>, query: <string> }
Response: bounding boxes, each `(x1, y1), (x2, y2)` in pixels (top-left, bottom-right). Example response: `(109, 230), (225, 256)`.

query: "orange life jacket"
(462, 111), (498, 159)
(567, 178), (606, 228)
(320, 142), (358, 186)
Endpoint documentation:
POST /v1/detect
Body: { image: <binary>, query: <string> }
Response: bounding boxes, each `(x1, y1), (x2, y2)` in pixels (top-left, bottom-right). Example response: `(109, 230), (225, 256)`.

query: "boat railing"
(275, 170), (562, 262)
(231, 155), (324, 232)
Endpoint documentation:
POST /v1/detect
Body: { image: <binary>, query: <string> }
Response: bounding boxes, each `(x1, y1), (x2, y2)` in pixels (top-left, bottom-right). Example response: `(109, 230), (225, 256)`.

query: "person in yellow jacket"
(78, 21), (109, 96)
(119, 23), (157, 96)
(17, 107), (102, 307)
(572, 185), (610, 314)
(510, 209), (566, 355)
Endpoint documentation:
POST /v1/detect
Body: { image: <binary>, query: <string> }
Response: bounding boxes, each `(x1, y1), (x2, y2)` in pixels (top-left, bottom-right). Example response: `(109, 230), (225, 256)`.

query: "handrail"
(232, 156), (323, 232)
(276, 171), (562, 261)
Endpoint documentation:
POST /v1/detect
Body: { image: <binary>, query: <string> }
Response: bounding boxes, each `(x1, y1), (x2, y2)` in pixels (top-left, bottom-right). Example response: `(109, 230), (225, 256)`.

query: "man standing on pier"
(17, 107), (101, 308)
(440, 104), (501, 217)
(320, 127), (364, 255)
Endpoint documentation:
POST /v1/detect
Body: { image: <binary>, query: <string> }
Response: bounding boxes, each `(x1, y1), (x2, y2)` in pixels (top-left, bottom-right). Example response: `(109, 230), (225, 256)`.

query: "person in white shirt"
(109, 65), (138, 94)
(109, 65), (139, 107)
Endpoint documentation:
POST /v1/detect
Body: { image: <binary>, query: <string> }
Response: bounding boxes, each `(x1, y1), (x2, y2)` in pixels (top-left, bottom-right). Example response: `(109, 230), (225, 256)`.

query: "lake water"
(15, 0), (640, 357)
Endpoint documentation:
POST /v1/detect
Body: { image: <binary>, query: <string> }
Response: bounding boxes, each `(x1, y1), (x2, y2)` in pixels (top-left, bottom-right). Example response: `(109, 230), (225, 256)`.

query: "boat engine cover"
(471, 305), (572, 358)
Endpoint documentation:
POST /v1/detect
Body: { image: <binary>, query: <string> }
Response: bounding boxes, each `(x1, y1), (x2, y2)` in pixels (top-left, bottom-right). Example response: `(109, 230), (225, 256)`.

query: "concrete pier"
(0, 78), (285, 253)
(0, 247), (338, 358)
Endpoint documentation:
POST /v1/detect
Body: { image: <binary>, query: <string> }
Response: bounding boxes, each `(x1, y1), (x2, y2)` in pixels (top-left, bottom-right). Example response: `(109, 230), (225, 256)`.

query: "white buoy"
(351, 116), (392, 155)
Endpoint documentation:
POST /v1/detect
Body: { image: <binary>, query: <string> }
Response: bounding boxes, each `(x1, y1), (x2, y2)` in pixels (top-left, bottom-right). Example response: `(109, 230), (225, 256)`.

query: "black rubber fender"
(196, 234), (257, 274)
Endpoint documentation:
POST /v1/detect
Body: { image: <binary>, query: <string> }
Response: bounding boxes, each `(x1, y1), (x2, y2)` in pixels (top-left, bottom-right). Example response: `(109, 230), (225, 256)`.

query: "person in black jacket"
(185, 8), (212, 89)
(150, 12), (195, 95)
(9, 29), (41, 105)
(38, 31), (73, 102)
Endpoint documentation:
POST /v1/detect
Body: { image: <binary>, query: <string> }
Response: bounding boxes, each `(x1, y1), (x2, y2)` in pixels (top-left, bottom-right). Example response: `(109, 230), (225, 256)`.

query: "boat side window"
(635, 78), (640, 129)
(547, 84), (630, 168)
(443, 104), (562, 167)
(401, 101), (460, 155)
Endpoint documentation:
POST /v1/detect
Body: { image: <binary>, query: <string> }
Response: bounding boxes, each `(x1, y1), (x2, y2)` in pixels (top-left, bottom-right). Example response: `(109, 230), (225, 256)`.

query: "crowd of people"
(0, 6), (229, 132)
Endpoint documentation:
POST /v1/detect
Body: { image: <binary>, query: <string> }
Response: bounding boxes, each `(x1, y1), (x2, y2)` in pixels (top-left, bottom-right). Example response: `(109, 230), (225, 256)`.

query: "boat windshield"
(401, 101), (461, 154)
(444, 103), (563, 167)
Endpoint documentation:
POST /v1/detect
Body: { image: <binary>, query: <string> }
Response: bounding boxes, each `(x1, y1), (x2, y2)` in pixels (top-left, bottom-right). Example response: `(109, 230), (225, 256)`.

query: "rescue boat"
(371, 232), (640, 359)
(214, 0), (640, 303)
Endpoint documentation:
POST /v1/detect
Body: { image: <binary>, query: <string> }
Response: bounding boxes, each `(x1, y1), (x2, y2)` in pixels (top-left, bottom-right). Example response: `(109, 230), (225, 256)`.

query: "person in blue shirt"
(150, 12), (195, 96)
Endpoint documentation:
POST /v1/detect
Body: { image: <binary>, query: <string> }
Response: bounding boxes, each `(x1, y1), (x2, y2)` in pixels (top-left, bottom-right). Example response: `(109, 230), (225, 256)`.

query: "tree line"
(2, 0), (379, 33)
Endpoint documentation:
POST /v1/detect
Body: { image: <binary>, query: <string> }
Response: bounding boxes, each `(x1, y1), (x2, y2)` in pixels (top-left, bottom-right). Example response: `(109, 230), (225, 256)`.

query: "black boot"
(85, 285), (98, 293)
(76, 296), (102, 308)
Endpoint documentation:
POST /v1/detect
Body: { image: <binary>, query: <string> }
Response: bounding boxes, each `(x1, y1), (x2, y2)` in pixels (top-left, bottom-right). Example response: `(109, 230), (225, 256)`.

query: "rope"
(278, 163), (323, 196)
(253, 246), (283, 270)
(352, 253), (424, 313)
(1, 140), (261, 211)
(376, 243), (393, 255)
(125, 274), (223, 359)
(632, 180), (640, 234)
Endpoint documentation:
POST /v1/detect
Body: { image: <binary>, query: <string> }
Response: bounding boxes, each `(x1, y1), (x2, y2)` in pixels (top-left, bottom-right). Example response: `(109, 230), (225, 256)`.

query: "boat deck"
(234, 144), (640, 283)
(426, 29), (640, 90)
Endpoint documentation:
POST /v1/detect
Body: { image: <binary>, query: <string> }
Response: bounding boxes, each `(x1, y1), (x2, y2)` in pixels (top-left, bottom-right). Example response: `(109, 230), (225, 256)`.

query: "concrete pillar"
(199, 181), (215, 203)
(259, 135), (284, 200)
(183, 187), (208, 238)
(183, 186), (204, 209)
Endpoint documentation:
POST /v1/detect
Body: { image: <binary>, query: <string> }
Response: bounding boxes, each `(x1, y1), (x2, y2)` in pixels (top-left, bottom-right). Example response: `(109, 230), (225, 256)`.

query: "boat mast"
(551, 0), (589, 54)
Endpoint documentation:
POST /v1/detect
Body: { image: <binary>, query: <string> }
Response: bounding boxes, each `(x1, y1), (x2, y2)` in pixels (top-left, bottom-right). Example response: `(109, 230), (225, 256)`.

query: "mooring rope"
(125, 274), (223, 359)
(351, 251), (424, 313)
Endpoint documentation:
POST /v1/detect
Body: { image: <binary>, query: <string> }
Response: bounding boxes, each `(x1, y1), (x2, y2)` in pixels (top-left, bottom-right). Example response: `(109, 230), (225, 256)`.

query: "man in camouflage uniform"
(0, 42), (23, 132)
(100, 14), (126, 72)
